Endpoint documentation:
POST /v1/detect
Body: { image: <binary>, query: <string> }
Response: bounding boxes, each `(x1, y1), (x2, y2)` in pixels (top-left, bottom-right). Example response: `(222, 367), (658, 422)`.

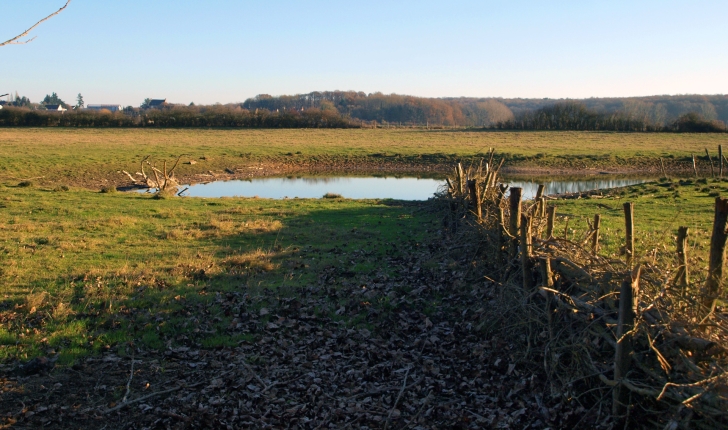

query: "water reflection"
(179, 176), (443, 200)
(508, 178), (651, 200)
(161, 175), (653, 200)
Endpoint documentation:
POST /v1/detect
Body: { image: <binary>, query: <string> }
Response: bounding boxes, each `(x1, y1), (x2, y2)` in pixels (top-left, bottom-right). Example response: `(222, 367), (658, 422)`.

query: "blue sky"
(2, 0), (727, 106)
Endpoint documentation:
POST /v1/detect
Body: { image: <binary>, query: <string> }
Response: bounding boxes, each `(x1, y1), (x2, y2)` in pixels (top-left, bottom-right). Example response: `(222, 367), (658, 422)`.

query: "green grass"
(547, 177), (725, 266)
(0, 186), (435, 364)
(0, 128), (724, 187)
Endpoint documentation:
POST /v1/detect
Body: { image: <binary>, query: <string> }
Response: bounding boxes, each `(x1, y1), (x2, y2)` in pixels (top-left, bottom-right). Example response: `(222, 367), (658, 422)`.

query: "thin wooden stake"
(498, 207), (506, 264)
(675, 226), (689, 288)
(539, 257), (553, 288)
(692, 153), (698, 178)
(456, 163), (465, 196)
(704, 197), (728, 311)
(521, 214), (533, 290)
(613, 266), (641, 421)
(538, 197), (546, 218)
(592, 214), (601, 255)
(467, 179), (481, 220)
(624, 202), (634, 268)
(659, 157), (667, 178)
(705, 148), (715, 178)
(509, 188), (522, 260)
(720, 145), (724, 178)
(535, 184), (546, 199)
(546, 205), (556, 239)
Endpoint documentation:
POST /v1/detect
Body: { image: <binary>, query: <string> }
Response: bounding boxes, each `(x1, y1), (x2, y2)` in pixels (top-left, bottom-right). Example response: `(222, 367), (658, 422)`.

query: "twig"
(0, 0), (71, 47)
(241, 360), (267, 387)
(103, 367), (236, 414)
(122, 352), (135, 403)
(384, 367), (410, 430)
(105, 385), (182, 414)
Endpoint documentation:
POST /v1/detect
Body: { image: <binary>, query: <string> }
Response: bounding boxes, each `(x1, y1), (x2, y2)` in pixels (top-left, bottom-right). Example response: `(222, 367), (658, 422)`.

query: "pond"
(150, 175), (653, 200)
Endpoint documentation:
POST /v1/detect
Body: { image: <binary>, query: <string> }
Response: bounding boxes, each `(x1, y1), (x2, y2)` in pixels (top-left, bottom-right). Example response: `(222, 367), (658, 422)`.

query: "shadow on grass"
(0, 192), (434, 365)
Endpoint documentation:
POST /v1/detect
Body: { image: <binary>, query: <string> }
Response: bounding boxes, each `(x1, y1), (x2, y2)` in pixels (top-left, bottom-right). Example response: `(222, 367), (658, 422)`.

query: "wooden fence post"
(592, 214), (601, 255)
(538, 197), (546, 218)
(675, 226), (689, 288)
(467, 179), (481, 220)
(456, 163), (465, 196)
(623, 203), (634, 268)
(509, 188), (522, 259)
(704, 197), (728, 311)
(692, 153), (698, 178)
(720, 145), (724, 178)
(613, 266), (641, 421)
(536, 184), (545, 199)
(546, 205), (556, 239)
(705, 148), (715, 178)
(521, 214), (533, 290)
(498, 207), (506, 264)
(539, 257), (553, 289)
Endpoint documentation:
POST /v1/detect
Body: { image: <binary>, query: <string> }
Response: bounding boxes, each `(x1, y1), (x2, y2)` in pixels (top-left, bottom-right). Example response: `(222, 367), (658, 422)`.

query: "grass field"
(0, 128), (724, 365)
(548, 177), (722, 270)
(0, 186), (435, 364)
(0, 128), (725, 188)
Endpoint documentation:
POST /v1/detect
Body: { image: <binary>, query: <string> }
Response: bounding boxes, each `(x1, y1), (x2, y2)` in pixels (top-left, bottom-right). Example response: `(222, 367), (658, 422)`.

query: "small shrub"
(17, 181), (33, 188)
(53, 185), (70, 192)
(100, 185), (117, 194)
(697, 178), (708, 184)
(709, 191), (721, 197)
(323, 193), (343, 199)
(152, 188), (177, 199)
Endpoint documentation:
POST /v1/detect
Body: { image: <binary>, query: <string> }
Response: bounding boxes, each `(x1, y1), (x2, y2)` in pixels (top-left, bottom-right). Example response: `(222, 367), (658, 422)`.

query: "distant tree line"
(1, 90), (726, 131)
(493, 101), (726, 132)
(0, 104), (353, 128)
(242, 91), (727, 132)
(242, 91), (514, 127)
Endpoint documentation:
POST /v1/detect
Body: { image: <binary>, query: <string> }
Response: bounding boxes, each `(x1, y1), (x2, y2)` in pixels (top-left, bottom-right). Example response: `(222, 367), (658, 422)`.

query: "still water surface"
(166, 176), (652, 200)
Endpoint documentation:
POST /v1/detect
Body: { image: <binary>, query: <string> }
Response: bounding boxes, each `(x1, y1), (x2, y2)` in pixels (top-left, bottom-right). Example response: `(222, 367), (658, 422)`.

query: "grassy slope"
(0, 128), (725, 186)
(0, 186), (435, 364)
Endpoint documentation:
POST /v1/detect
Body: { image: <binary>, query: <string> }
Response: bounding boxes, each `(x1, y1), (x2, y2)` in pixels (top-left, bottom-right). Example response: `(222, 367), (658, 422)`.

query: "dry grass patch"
(24, 291), (48, 314)
(223, 250), (279, 274)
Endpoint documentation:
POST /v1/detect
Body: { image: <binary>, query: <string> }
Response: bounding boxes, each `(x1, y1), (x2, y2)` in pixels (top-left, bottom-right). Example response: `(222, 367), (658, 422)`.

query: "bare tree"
(1, 1), (71, 47)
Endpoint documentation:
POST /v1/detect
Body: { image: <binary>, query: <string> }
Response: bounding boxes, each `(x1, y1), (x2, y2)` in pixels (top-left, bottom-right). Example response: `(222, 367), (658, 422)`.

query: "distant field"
(0, 128), (724, 187)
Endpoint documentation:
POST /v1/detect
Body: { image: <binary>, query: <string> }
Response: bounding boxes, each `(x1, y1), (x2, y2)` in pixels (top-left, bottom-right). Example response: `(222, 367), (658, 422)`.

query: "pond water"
(155, 176), (653, 200)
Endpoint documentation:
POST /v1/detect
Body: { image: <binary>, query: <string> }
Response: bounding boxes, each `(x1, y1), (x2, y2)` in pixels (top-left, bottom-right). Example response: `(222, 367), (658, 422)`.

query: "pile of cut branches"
(436, 152), (728, 428)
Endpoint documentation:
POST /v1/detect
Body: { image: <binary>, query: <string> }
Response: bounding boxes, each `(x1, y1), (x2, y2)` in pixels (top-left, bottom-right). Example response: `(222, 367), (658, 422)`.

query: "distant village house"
(148, 99), (167, 108)
(45, 104), (67, 113)
(86, 104), (123, 112)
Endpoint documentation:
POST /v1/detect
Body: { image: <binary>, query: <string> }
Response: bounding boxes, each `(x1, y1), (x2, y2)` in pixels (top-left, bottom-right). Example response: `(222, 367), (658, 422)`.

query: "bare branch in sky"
(0, 0), (71, 47)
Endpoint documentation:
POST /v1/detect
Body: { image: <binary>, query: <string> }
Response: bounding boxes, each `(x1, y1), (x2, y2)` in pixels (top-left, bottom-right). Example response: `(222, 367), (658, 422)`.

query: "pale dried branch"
(1, 1), (72, 47)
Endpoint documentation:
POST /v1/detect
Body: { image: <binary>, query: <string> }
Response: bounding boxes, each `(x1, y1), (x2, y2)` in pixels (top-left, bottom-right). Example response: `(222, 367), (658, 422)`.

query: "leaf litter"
(0, 204), (587, 429)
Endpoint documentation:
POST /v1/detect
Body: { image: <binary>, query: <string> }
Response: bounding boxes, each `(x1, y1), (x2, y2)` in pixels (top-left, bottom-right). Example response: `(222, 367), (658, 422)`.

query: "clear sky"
(2, 0), (727, 106)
